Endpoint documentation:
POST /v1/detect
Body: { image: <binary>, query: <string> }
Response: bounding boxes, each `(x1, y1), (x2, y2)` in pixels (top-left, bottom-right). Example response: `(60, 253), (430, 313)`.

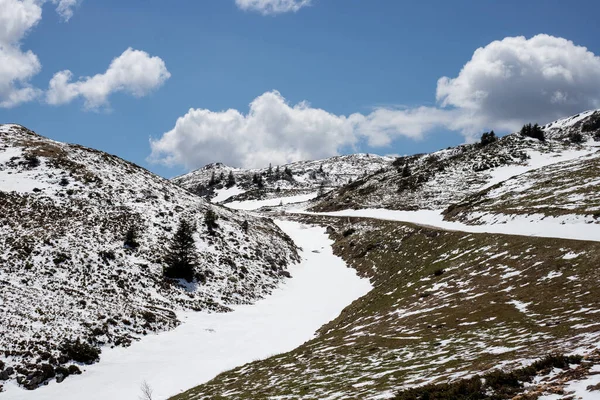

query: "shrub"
(60, 339), (100, 364)
(480, 131), (498, 146)
(59, 177), (69, 186)
(124, 225), (140, 249)
(520, 123), (545, 141)
(569, 131), (584, 144)
(205, 209), (219, 232)
(401, 164), (412, 178)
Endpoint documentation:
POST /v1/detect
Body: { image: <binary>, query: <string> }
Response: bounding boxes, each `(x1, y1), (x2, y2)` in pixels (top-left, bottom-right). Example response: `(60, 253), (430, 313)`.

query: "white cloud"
(235, 0), (311, 15)
(0, 0), (82, 107)
(51, 0), (80, 21)
(149, 91), (358, 169)
(46, 48), (171, 109)
(435, 34), (600, 138)
(150, 35), (600, 170)
(0, 0), (43, 107)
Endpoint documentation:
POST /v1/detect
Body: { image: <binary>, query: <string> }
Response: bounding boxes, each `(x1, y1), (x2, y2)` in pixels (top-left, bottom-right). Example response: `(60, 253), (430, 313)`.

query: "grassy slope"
(170, 215), (600, 400)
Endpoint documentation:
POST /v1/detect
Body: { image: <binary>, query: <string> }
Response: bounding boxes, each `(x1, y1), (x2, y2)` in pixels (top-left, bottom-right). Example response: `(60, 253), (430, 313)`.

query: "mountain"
(0, 125), (299, 390)
(312, 110), (600, 213)
(172, 153), (394, 204)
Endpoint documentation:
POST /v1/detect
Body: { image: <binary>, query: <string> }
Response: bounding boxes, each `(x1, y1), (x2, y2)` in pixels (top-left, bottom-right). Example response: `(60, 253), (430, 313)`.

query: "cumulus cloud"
(151, 34), (600, 170)
(46, 48), (171, 109)
(149, 91), (358, 169)
(235, 0), (311, 15)
(51, 0), (80, 21)
(0, 0), (83, 107)
(0, 0), (43, 107)
(436, 34), (600, 137)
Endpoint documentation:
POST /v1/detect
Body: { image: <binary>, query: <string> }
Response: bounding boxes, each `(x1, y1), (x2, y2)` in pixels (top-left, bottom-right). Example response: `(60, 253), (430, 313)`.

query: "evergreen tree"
(318, 181), (326, 197)
(480, 131), (498, 146)
(208, 171), (217, 186)
(124, 224), (139, 249)
(164, 219), (197, 282)
(267, 163), (273, 177)
(226, 170), (236, 188)
(241, 220), (249, 234)
(402, 164), (412, 178)
(205, 209), (219, 232)
(520, 123), (545, 141)
(219, 171), (224, 183)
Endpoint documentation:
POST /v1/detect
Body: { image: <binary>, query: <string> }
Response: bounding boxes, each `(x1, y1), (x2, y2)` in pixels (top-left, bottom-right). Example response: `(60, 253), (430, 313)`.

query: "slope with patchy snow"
(172, 154), (394, 204)
(0, 125), (299, 391)
(313, 111), (600, 213)
(4, 221), (371, 400)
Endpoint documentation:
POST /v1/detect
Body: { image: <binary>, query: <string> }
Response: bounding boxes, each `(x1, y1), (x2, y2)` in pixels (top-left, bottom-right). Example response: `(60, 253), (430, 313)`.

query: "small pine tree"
(267, 163), (273, 177)
(124, 224), (139, 249)
(226, 170), (236, 188)
(318, 181), (325, 197)
(401, 164), (412, 178)
(241, 220), (249, 234)
(205, 209), (219, 232)
(219, 171), (224, 183)
(275, 165), (280, 179)
(319, 164), (324, 173)
(164, 219), (197, 282)
(209, 171), (217, 186)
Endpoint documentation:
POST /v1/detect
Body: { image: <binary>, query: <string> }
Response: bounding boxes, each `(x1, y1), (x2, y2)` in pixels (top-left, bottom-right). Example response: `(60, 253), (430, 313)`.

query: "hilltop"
(0, 125), (299, 391)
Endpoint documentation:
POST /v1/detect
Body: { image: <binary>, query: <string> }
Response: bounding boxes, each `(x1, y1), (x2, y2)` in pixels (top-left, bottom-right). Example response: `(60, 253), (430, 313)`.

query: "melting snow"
(4, 221), (372, 400)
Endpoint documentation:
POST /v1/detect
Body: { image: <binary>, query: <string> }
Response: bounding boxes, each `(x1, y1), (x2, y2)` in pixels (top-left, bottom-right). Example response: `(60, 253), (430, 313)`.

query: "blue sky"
(2, 0), (600, 177)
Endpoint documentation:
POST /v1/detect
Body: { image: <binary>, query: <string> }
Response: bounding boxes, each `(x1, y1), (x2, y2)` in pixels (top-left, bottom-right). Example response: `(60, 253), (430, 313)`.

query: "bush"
(60, 339), (100, 365)
(569, 131), (584, 144)
(401, 164), (412, 178)
(124, 225), (139, 249)
(480, 131), (498, 146)
(205, 209), (219, 232)
(520, 123), (545, 141)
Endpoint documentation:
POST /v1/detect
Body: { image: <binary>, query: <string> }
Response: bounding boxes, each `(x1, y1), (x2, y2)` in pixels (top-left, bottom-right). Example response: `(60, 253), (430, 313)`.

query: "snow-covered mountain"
(312, 110), (600, 213)
(0, 125), (299, 391)
(172, 153), (394, 204)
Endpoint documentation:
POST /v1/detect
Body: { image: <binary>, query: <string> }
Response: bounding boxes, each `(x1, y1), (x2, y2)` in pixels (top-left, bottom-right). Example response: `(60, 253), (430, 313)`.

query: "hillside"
(168, 110), (600, 400)
(444, 145), (600, 227)
(312, 110), (600, 213)
(0, 125), (299, 391)
(171, 215), (600, 399)
(172, 154), (393, 204)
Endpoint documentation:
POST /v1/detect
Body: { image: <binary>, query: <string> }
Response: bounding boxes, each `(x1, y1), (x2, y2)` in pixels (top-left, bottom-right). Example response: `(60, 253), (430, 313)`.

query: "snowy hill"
(172, 153), (394, 204)
(0, 125), (299, 391)
(312, 110), (600, 213)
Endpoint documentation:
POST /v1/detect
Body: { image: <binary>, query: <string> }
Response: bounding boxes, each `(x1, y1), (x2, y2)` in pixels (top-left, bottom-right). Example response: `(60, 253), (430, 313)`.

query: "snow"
(483, 148), (595, 190)
(5, 221), (372, 400)
(227, 192), (319, 210)
(211, 185), (245, 203)
(301, 209), (600, 243)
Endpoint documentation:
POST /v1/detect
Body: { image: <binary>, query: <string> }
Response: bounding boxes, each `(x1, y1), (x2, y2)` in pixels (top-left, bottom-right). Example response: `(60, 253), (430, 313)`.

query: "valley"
(3, 109), (600, 399)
